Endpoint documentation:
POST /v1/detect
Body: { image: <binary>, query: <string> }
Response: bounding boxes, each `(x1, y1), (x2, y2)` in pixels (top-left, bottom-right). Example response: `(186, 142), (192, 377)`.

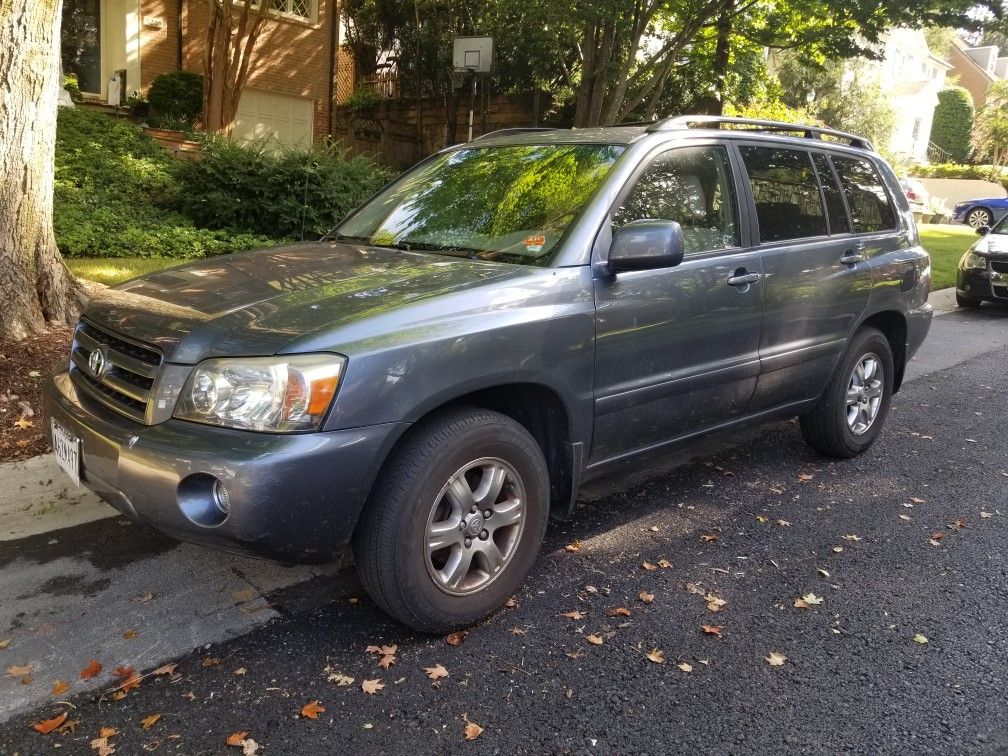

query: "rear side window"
(613, 145), (740, 255)
(830, 156), (897, 233)
(811, 153), (851, 234)
(739, 146), (827, 242)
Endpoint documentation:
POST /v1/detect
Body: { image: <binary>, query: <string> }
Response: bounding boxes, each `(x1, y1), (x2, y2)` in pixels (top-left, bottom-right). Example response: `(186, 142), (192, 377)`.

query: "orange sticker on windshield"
(524, 234), (546, 252)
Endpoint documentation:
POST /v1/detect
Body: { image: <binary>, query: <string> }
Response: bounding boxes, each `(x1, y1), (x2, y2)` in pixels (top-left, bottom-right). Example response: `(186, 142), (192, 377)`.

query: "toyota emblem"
(88, 347), (108, 378)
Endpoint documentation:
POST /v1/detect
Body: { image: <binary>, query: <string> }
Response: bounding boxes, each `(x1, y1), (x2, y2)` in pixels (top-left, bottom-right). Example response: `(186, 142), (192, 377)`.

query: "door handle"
(840, 244), (866, 265)
(727, 271), (762, 287)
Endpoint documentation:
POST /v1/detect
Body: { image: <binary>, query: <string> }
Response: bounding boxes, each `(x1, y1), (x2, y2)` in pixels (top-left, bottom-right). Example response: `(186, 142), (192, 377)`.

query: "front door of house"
(62, 0), (103, 96)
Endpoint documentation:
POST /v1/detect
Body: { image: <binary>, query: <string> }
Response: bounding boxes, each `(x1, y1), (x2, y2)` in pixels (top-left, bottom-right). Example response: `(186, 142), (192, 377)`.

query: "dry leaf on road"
(140, 714), (160, 730)
(607, 607), (631, 617)
(51, 680), (70, 696)
(361, 679), (384, 695)
(585, 634), (604, 645)
(646, 649), (665, 664)
(463, 714), (484, 741)
(639, 591), (654, 604)
(913, 633), (929, 644)
(425, 664), (449, 680)
(565, 541), (582, 552)
(559, 610), (585, 620)
(677, 662), (693, 673)
(446, 631), (469, 646)
(30, 712), (67, 735)
(301, 701), (325, 719)
(227, 732), (249, 747)
(701, 625), (723, 637)
(765, 652), (787, 666)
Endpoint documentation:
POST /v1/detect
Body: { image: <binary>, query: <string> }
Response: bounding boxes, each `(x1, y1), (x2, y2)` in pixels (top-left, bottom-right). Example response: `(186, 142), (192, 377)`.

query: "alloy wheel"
(845, 352), (884, 436)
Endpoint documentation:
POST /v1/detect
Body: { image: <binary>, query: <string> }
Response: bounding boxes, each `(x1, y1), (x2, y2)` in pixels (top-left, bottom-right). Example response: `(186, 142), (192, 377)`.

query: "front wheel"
(966, 207), (992, 229)
(800, 327), (894, 458)
(353, 406), (549, 633)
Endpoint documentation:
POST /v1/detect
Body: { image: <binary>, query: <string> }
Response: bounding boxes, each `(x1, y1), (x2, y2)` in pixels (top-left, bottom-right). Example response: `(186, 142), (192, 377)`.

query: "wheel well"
(375, 384), (576, 521)
(861, 311), (907, 392)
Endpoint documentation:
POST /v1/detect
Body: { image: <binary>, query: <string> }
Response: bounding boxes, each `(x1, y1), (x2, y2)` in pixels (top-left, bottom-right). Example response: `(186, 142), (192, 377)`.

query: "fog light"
(213, 480), (231, 514)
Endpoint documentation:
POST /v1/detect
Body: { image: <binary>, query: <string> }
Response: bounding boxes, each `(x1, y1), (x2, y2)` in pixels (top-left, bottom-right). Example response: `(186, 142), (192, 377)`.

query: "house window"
(271, 0), (314, 20)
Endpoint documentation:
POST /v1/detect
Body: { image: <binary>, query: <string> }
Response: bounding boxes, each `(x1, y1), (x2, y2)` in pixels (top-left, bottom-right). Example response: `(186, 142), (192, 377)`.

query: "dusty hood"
(83, 242), (522, 363)
(975, 232), (1008, 257)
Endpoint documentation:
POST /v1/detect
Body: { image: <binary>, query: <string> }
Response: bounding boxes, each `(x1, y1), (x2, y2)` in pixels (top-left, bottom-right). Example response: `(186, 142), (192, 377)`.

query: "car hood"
(83, 242), (525, 363)
(974, 233), (1008, 258)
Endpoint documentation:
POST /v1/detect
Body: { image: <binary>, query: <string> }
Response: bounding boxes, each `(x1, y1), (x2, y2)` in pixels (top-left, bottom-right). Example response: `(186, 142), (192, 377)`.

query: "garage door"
(233, 89), (314, 148)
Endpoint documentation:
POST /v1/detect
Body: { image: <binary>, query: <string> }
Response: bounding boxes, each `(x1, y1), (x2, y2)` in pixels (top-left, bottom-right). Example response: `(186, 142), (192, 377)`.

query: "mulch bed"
(0, 326), (73, 463)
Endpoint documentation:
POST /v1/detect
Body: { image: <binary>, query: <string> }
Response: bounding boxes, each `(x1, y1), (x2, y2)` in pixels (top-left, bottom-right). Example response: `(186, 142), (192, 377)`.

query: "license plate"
(51, 419), (81, 487)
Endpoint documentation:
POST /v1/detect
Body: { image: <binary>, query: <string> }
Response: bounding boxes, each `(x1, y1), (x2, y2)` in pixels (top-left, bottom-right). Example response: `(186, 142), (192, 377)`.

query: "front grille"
(68, 320), (162, 423)
(991, 260), (1008, 275)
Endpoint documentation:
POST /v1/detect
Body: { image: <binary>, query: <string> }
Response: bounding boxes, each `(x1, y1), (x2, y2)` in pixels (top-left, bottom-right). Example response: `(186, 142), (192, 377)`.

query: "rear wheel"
(966, 207), (992, 229)
(956, 292), (982, 308)
(800, 327), (894, 458)
(353, 406), (549, 633)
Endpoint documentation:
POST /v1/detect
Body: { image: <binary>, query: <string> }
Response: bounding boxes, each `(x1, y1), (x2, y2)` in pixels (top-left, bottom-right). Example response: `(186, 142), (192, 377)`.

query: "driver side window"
(613, 145), (740, 255)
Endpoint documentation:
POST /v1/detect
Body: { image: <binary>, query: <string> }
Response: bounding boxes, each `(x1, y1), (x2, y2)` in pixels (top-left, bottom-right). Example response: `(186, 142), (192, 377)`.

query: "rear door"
(737, 143), (878, 411)
(590, 142), (764, 463)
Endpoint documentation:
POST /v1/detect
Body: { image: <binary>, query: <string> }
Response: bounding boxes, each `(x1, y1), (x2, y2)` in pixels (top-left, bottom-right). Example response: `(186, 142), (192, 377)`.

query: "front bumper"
(957, 261), (1008, 301)
(43, 371), (405, 562)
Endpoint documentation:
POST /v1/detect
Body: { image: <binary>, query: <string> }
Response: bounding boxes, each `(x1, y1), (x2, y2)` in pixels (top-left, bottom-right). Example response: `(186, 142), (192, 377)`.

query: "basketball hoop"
(453, 36), (494, 141)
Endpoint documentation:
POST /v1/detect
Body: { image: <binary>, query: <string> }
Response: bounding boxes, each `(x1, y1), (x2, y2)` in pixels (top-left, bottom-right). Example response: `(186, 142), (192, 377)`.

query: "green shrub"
(63, 74), (81, 103)
(931, 87), (974, 163)
(147, 71), (203, 129)
(178, 137), (392, 239)
(345, 87), (382, 114)
(54, 108), (277, 258)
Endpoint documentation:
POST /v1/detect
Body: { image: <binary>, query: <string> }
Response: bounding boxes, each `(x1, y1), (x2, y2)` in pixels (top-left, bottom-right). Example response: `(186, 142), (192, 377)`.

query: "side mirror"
(608, 219), (685, 274)
(976, 225), (991, 236)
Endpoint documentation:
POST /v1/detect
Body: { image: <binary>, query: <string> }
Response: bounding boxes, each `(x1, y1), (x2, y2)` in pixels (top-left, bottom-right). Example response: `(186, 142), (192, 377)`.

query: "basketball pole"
(468, 74), (477, 142)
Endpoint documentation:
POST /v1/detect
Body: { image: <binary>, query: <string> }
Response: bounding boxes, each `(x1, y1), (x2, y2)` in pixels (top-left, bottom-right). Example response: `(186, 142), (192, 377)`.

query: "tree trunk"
(0, 0), (84, 340)
(203, 0), (270, 134)
(697, 7), (732, 115)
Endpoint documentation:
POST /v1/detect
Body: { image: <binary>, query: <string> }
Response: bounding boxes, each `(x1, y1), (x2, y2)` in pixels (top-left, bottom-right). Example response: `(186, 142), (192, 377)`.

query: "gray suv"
(44, 116), (932, 632)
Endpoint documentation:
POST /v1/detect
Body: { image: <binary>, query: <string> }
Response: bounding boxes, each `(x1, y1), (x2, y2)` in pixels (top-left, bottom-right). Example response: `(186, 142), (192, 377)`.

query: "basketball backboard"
(452, 36), (494, 74)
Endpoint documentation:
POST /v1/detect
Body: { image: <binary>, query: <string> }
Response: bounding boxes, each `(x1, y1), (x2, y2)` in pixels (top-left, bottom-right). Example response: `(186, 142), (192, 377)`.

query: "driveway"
(2, 302), (1008, 753)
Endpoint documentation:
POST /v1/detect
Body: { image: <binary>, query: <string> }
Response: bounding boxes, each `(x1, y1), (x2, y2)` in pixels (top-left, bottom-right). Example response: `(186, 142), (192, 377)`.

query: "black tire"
(352, 406), (549, 633)
(956, 292), (982, 308)
(800, 327), (894, 458)
(966, 207), (992, 229)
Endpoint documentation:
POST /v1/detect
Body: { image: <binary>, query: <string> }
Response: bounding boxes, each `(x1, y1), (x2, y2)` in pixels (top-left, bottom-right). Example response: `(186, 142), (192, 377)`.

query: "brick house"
(60, 0), (354, 146)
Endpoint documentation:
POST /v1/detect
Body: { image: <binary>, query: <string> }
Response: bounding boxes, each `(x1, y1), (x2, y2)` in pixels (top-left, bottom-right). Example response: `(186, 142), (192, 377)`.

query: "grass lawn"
(66, 256), (183, 286)
(66, 224), (975, 290)
(919, 224), (974, 291)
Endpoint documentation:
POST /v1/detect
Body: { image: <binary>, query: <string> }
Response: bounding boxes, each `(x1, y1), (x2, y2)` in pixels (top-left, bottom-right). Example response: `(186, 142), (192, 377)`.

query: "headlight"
(174, 354), (346, 432)
(961, 251), (988, 270)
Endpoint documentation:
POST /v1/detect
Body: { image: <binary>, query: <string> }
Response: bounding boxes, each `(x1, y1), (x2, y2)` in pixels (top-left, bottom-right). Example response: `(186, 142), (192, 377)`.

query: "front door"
(62, 0), (103, 96)
(590, 143), (764, 464)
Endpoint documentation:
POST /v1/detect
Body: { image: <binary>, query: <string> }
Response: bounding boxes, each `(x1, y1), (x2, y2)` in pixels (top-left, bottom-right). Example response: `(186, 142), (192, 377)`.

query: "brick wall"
(949, 45), (994, 110)
(138, 0), (337, 140)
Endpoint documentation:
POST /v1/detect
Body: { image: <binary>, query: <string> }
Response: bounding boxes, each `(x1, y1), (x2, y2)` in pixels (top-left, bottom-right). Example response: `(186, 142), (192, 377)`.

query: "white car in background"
(899, 177), (929, 215)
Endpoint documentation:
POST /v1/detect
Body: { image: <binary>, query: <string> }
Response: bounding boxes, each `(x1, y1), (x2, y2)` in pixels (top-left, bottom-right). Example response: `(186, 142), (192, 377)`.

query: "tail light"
(906, 191), (921, 201)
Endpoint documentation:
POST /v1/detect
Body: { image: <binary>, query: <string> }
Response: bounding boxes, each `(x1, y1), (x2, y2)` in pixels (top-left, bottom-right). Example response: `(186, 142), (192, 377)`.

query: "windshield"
(333, 143), (625, 265)
(991, 213), (1008, 234)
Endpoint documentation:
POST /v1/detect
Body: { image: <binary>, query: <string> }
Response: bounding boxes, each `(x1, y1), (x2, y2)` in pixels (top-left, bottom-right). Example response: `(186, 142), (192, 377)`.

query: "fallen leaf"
(657, 558), (673, 569)
(677, 662), (693, 673)
(559, 610), (585, 620)
(607, 607), (631, 617)
(117, 672), (142, 693)
(140, 714), (160, 730)
(646, 648), (665, 664)
(122, 630), (137, 640)
(700, 534), (719, 543)
(705, 594), (726, 612)
(301, 701), (325, 719)
(565, 541), (582, 552)
(445, 631), (468, 646)
(504, 596), (518, 608)
(777, 519), (791, 527)
(378, 654), (395, 669)
(51, 679), (70, 696)
(817, 568), (830, 578)
(361, 678), (384, 695)
(327, 671), (354, 686)
(899, 514), (912, 522)
(509, 626), (526, 636)
(950, 518), (966, 529)
(798, 473), (814, 482)
(463, 715), (483, 741)
(90, 735), (115, 756)
(112, 666), (134, 679)
(913, 633), (929, 645)
(425, 664), (449, 680)
(842, 534), (861, 542)
(832, 546), (843, 553)
(99, 727), (119, 738)
(755, 514), (769, 523)
(641, 561), (657, 571)
(564, 648), (583, 660)
(701, 625), (723, 637)
(585, 634), (604, 645)
(20, 676), (32, 686)
(234, 667), (247, 676)
(201, 657), (221, 668)
(151, 663), (177, 677)
(135, 592), (154, 603)
(796, 592), (824, 607)
(981, 511), (993, 519)
(0, 639), (10, 650)
(911, 497), (926, 504)
(242, 739), (260, 755)
(226, 731), (249, 747)
(639, 591), (655, 604)
(685, 582), (705, 595)
(13, 417), (34, 430)
(31, 712), (67, 735)
(7, 663), (32, 678)
(765, 651), (787, 666)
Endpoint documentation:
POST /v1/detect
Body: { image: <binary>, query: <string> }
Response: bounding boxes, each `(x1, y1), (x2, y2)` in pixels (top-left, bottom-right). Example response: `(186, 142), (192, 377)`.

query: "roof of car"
(469, 117), (875, 155)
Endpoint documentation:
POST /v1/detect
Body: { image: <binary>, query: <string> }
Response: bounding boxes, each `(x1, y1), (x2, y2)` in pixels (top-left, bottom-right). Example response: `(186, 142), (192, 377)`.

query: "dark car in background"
(956, 215), (1008, 307)
(44, 116), (932, 632)
(953, 196), (1008, 229)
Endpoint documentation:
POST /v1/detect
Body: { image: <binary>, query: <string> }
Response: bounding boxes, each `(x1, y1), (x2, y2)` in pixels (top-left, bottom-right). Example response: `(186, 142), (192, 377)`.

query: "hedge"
(908, 162), (1008, 192)
(930, 87), (974, 163)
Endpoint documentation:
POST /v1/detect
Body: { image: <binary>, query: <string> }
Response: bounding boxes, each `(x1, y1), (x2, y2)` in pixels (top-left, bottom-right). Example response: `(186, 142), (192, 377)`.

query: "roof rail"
(647, 115), (873, 151)
(470, 127), (558, 142)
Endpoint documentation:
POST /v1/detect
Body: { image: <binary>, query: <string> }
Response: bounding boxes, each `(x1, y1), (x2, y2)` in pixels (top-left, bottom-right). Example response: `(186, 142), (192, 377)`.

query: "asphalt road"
(2, 304), (1008, 754)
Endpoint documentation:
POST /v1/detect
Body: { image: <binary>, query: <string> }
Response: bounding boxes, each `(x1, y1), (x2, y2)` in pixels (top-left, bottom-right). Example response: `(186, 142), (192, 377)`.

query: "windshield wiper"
(388, 239), (486, 259)
(326, 232), (373, 244)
